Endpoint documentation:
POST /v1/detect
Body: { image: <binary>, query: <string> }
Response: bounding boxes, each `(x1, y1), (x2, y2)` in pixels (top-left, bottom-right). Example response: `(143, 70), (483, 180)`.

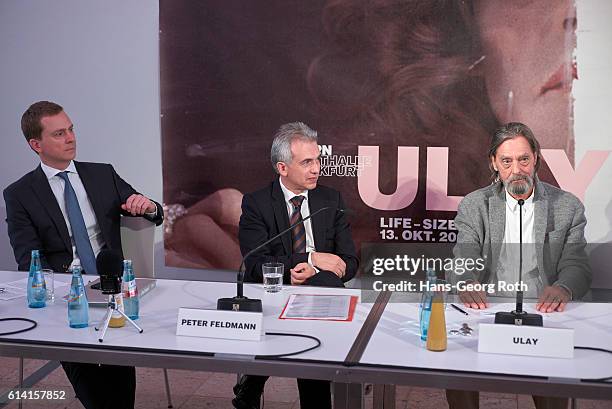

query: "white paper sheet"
(280, 294), (353, 320)
(4, 277), (69, 291)
(0, 286), (24, 301)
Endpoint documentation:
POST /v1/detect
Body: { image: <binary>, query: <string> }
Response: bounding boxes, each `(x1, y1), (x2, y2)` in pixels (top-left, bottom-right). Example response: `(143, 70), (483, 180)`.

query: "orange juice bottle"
(108, 294), (126, 328)
(426, 296), (447, 351)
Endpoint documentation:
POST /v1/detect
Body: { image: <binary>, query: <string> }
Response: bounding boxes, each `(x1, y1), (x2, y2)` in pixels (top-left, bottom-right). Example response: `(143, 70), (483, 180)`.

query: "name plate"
(478, 323), (573, 359)
(176, 308), (263, 341)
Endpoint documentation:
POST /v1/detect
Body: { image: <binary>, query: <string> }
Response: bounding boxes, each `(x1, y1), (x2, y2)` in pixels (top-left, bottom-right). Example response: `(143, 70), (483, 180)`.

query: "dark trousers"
(61, 362), (136, 409)
(239, 271), (343, 409)
(240, 374), (331, 409)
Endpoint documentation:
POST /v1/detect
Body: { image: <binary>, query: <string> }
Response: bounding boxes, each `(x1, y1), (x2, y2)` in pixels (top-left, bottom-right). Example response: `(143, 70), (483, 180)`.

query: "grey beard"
(503, 174), (534, 196)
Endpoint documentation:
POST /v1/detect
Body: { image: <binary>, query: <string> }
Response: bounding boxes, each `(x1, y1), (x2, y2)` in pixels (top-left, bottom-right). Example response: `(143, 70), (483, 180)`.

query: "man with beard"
(445, 122), (591, 409)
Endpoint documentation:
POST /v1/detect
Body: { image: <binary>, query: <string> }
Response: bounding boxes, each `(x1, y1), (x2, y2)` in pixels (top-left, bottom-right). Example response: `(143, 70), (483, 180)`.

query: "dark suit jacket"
(238, 178), (359, 284)
(3, 161), (164, 272)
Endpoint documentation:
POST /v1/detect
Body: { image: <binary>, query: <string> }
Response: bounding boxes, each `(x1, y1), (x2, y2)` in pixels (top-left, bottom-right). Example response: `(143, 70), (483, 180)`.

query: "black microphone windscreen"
(96, 250), (123, 277)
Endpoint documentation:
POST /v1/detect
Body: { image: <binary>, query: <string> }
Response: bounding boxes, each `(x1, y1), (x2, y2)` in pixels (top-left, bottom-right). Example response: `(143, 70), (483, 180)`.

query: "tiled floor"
(1, 358), (610, 408)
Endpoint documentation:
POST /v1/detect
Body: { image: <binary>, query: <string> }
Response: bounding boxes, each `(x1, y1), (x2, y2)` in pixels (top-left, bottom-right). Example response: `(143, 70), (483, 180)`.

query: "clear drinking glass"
(262, 262), (284, 293)
(43, 269), (54, 302)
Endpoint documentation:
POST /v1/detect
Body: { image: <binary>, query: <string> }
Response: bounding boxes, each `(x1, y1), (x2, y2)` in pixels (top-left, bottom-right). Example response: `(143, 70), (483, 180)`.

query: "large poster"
(160, 0), (611, 284)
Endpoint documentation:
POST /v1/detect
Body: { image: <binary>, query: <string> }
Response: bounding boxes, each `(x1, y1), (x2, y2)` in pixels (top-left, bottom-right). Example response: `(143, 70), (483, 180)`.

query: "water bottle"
(67, 264), (89, 328)
(27, 250), (46, 308)
(122, 260), (139, 320)
(418, 268), (437, 341)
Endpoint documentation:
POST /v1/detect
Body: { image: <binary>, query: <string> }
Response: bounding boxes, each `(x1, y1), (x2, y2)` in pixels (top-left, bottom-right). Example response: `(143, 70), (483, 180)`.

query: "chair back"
(120, 217), (155, 278)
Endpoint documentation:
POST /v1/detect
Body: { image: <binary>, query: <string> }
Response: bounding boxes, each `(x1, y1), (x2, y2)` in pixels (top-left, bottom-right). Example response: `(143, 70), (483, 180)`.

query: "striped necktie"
(289, 196), (306, 254)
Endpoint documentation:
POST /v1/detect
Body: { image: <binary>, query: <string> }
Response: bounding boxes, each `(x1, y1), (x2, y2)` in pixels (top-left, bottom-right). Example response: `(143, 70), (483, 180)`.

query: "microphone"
(495, 198), (543, 326)
(93, 249), (144, 341)
(217, 206), (347, 312)
(96, 250), (124, 295)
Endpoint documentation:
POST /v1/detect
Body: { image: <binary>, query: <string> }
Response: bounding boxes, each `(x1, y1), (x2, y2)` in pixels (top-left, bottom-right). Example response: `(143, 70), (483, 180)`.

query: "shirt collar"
(505, 187), (535, 213)
(279, 177), (309, 205)
(40, 161), (77, 180)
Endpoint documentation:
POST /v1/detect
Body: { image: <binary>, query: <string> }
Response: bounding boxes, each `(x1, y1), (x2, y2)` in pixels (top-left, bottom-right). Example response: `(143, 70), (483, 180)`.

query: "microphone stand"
(217, 206), (343, 312)
(495, 198), (543, 326)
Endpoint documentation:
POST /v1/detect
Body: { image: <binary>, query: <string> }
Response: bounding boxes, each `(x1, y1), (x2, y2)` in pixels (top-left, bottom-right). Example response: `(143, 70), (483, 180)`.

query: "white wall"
(0, 0), (232, 282)
(0, 0), (162, 270)
(575, 0), (612, 289)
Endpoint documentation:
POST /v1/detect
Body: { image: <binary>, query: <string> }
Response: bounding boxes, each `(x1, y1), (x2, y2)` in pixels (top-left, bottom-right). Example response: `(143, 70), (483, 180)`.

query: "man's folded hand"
(311, 252), (345, 278)
(121, 194), (156, 215)
(290, 262), (316, 285)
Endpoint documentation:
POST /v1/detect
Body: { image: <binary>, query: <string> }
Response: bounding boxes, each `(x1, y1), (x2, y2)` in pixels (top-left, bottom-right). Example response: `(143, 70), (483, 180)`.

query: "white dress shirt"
(279, 178), (317, 269)
(40, 161), (106, 268)
(495, 189), (545, 297)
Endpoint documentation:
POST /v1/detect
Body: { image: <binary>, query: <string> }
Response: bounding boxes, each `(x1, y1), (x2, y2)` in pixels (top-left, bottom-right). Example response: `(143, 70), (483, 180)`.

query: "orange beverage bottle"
(426, 295), (447, 351)
(108, 294), (126, 328)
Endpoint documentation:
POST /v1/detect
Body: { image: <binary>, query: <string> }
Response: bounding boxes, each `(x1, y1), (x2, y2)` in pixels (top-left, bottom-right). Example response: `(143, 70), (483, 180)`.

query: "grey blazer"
(451, 178), (592, 299)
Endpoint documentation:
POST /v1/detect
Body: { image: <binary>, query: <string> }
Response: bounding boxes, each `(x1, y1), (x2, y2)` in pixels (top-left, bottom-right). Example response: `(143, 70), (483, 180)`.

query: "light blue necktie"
(57, 171), (97, 274)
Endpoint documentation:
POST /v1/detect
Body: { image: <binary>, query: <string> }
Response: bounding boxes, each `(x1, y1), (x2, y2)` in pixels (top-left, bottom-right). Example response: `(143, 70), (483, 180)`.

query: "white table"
(358, 299), (612, 401)
(0, 271), (373, 407)
(1, 270), (611, 407)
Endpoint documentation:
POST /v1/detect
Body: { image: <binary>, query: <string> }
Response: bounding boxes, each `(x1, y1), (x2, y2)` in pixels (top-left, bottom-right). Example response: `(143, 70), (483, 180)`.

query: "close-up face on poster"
(159, 0), (611, 289)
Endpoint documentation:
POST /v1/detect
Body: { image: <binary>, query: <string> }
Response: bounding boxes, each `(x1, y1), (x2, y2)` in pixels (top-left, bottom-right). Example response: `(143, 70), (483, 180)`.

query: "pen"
(451, 303), (469, 315)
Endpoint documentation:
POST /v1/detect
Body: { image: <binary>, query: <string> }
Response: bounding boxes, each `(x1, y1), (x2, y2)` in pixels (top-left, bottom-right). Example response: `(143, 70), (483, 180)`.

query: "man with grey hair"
(233, 122), (358, 409)
(446, 122), (591, 409)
